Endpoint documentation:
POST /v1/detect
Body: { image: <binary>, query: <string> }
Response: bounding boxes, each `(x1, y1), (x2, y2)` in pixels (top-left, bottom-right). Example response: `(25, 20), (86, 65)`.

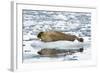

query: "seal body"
(37, 31), (83, 42)
(37, 48), (83, 57)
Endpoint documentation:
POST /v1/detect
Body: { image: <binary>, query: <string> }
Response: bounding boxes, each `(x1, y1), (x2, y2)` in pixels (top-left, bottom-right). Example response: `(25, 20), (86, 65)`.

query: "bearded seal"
(37, 48), (83, 57)
(37, 31), (83, 42)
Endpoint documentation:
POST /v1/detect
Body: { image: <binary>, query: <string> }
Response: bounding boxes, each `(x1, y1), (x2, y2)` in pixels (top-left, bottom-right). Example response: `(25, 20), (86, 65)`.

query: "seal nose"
(37, 32), (43, 38)
(37, 51), (41, 55)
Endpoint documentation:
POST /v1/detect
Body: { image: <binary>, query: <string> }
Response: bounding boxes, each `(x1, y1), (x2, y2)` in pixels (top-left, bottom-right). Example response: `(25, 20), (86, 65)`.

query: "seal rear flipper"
(77, 38), (84, 42)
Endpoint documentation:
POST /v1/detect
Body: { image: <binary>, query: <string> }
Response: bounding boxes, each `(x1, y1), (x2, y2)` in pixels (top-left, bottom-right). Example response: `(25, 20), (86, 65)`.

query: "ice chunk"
(31, 40), (90, 50)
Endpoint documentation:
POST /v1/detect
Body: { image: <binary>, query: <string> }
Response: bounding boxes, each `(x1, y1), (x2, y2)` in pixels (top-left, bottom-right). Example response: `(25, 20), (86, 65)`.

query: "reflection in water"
(37, 48), (83, 57)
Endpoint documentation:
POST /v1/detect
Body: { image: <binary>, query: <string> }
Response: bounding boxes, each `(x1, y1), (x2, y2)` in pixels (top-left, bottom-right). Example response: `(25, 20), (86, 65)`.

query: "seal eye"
(37, 32), (43, 38)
